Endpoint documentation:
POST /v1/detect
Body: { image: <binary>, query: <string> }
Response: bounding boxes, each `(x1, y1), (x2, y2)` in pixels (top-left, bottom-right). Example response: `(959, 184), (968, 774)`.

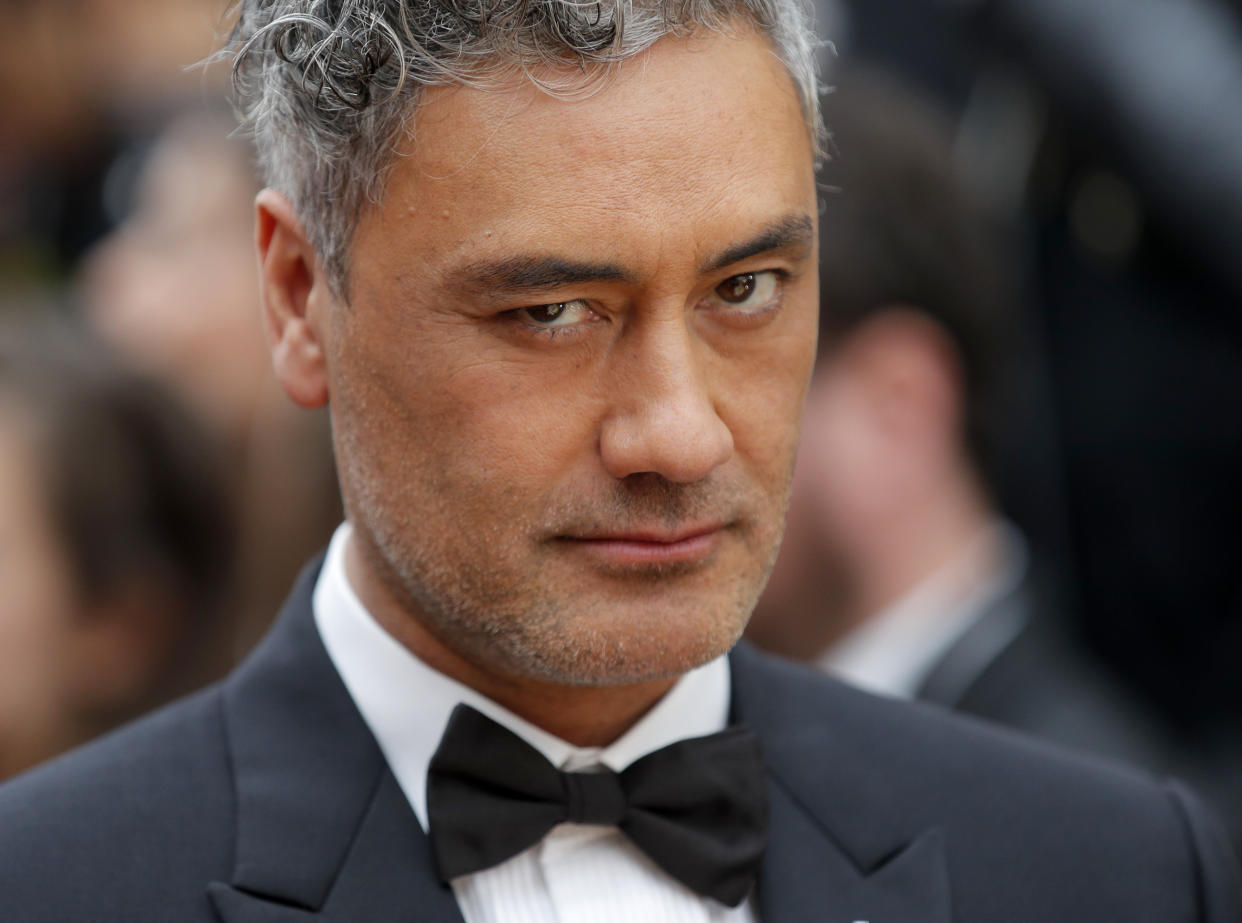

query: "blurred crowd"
(0, 1), (341, 778)
(0, 0), (1239, 848)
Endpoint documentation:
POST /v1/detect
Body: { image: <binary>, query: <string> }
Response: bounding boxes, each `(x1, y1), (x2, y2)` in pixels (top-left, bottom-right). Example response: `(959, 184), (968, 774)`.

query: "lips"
(580, 524), (723, 544)
(558, 524), (726, 567)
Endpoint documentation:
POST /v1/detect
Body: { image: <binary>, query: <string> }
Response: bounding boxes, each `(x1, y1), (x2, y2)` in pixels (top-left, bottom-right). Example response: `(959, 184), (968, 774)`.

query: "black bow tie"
(426, 703), (769, 907)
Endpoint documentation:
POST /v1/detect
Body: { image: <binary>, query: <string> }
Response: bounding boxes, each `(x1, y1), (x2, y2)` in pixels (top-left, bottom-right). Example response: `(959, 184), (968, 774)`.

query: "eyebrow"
(446, 212), (816, 296)
(450, 256), (634, 295)
(701, 214), (816, 274)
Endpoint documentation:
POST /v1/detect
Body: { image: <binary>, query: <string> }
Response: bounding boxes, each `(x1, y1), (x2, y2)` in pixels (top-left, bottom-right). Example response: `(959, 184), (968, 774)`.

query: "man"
(747, 68), (1173, 771)
(0, 2), (1238, 921)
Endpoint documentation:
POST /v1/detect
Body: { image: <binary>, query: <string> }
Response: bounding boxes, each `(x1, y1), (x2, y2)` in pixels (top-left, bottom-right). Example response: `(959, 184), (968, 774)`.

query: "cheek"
(335, 325), (599, 509)
(447, 363), (597, 465)
(721, 327), (817, 483)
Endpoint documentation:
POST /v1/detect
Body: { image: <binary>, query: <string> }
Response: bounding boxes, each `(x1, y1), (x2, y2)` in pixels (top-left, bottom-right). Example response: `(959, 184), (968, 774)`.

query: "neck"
(846, 468), (998, 628)
(344, 536), (677, 747)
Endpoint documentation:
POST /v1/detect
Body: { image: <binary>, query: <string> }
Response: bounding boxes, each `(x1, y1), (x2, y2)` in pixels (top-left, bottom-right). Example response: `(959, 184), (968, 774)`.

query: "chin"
(487, 593), (756, 688)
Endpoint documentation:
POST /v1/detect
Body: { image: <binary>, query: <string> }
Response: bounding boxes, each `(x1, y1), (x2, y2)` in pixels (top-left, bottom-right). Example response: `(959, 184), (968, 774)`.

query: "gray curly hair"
(227, 0), (822, 297)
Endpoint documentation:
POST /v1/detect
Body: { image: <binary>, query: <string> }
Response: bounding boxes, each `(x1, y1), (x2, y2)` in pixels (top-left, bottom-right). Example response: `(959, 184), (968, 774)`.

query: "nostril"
(599, 408), (733, 483)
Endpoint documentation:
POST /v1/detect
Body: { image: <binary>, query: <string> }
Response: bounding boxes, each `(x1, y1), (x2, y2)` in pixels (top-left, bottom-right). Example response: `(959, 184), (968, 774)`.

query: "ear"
(847, 307), (964, 446)
(255, 189), (333, 409)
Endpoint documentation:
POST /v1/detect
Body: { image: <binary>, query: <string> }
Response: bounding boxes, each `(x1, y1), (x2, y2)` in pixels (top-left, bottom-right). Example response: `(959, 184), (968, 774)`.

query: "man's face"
(326, 27), (818, 687)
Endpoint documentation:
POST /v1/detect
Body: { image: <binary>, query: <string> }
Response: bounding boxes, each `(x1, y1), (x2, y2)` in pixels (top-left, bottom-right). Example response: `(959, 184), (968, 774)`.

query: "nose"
(599, 318), (734, 483)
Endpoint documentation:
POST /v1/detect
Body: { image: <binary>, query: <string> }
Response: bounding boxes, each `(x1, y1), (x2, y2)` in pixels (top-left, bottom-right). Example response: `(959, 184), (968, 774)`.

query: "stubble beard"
(345, 458), (790, 689)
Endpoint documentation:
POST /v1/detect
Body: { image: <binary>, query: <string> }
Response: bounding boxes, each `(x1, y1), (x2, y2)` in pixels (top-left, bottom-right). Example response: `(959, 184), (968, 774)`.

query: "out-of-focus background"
(0, 0), (340, 780)
(0, 0), (1238, 846)
(749, 0), (1242, 849)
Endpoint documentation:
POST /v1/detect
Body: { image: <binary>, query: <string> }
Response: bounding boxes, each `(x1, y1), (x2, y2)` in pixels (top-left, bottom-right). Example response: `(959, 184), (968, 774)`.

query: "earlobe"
(255, 189), (332, 409)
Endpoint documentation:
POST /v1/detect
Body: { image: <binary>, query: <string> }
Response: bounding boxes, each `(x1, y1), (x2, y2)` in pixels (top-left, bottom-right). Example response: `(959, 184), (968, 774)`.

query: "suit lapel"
(761, 784), (950, 922)
(916, 574), (1031, 709)
(207, 558), (465, 923)
(206, 563), (950, 922)
(731, 644), (952, 923)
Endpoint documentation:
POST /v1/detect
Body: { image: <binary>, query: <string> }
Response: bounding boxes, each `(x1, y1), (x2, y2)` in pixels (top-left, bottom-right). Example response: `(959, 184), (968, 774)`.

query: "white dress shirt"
(314, 522), (759, 923)
(821, 520), (1029, 699)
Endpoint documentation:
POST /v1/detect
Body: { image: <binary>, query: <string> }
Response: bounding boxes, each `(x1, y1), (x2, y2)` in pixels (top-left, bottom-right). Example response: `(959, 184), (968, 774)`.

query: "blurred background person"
(809, 0), (1242, 849)
(0, 0), (342, 777)
(747, 68), (1173, 771)
(0, 0), (225, 293)
(79, 110), (271, 448)
(76, 107), (342, 654)
(0, 316), (231, 780)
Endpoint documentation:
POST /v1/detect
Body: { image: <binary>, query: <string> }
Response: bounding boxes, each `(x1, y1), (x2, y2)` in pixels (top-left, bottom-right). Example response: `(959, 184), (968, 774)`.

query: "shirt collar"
(313, 521), (733, 830)
(820, 519), (1028, 698)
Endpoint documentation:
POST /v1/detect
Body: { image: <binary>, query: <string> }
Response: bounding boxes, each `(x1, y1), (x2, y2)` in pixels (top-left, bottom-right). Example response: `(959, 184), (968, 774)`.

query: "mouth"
(556, 523), (727, 567)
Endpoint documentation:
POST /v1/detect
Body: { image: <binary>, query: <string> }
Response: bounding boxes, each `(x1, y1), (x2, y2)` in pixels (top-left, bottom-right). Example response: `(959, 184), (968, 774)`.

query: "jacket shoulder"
(732, 644), (1242, 919)
(737, 638), (1167, 793)
(0, 686), (234, 920)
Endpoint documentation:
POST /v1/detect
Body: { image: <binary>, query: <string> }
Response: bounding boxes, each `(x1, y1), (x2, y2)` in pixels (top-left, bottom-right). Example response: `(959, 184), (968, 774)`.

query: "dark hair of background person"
(816, 67), (1023, 505)
(818, 0), (1242, 760)
(0, 315), (235, 712)
(1, 330), (230, 611)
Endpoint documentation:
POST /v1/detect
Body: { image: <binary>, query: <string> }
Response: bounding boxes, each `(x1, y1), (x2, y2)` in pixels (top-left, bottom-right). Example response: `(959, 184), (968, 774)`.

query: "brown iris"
(715, 273), (756, 303)
(527, 303), (569, 323)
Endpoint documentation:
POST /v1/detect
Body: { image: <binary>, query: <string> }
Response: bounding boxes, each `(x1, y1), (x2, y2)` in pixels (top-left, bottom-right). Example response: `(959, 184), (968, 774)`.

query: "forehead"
(351, 27), (816, 286)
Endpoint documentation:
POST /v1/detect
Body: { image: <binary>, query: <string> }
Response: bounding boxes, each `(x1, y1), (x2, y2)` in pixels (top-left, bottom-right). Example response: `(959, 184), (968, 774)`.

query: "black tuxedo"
(915, 566), (1175, 771)
(1, 559), (1238, 921)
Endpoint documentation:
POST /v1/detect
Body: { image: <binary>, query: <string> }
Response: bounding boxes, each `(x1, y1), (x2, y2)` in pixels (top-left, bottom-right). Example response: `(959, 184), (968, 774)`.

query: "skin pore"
(257, 26), (819, 745)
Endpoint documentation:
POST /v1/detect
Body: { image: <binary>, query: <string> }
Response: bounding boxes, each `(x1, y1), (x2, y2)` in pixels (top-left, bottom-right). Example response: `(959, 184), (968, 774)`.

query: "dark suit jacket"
(915, 566), (1176, 771)
(1, 560), (1239, 922)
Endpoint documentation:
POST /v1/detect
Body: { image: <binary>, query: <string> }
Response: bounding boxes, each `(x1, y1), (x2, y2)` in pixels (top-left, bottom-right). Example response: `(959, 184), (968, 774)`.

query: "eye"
(705, 271), (783, 314)
(517, 299), (593, 329)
